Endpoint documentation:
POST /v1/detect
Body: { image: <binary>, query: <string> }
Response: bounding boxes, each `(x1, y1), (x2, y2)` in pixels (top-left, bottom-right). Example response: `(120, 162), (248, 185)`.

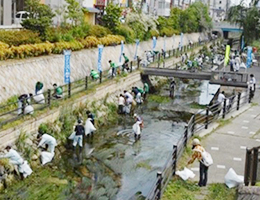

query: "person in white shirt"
(217, 91), (225, 104)
(250, 74), (256, 91)
(249, 74), (256, 99)
(37, 133), (57, 154)
(124, 90), (133, 104)
(0, 146), (24, 166)
(118, 94), (125, 114)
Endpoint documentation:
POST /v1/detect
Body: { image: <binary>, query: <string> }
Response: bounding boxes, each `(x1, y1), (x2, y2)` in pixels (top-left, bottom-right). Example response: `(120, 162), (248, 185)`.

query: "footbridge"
(142, 68), (249, 88)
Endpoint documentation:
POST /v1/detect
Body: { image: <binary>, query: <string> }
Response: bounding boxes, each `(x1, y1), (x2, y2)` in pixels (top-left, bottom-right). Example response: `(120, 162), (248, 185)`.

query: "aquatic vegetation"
(136, 161), (152, 170)
(148, 94), (170, 103)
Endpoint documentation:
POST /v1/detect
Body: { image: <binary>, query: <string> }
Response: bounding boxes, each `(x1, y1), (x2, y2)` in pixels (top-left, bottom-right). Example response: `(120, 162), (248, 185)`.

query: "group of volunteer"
(118, 83), (149, 115)
(17, 82), (63, 115)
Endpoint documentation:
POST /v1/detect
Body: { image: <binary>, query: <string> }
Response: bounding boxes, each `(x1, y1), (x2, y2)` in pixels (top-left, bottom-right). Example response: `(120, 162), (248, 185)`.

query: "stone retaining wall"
(0, 32), (207, 102)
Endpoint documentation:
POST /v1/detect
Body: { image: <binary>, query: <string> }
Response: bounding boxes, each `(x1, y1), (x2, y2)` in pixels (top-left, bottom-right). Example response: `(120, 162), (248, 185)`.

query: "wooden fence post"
(156, 172), (162, 199)
(222, 99), (226, 119)
(68, 82), (71, 98)
(99, 71), (102, 83)
(130, 61), (133, 72)
(172, 145), (178, 175)
(205, 107), (209, 129)
(47, 89), (51, 106)
(244, 148), (251, 186)
(251, 148), (258, 186)
(184, 126), (188, 146)
(237, 92), (241, 110)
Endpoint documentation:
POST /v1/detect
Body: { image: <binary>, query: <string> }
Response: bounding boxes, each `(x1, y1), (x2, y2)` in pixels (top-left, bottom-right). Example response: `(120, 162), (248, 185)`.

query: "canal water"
(58, 79), (216, 200)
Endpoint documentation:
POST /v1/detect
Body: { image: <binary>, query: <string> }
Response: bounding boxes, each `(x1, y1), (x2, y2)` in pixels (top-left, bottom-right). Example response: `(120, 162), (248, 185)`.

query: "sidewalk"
(190, 67), (260, 184)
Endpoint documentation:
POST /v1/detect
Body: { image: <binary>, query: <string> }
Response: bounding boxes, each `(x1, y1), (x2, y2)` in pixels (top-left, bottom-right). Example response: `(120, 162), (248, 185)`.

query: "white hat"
(134, 113), (137, 117)
(192, 138), (200, 146)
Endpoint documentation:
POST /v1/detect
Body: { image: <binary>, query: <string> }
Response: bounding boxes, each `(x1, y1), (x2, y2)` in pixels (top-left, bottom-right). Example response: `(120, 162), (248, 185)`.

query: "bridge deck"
(143, 68), (248, 88)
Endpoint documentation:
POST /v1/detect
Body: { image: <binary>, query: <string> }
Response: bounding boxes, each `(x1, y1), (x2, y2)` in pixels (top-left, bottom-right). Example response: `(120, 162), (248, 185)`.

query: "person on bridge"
(187, 139), (209, 187)
(249, 74), (256, 99)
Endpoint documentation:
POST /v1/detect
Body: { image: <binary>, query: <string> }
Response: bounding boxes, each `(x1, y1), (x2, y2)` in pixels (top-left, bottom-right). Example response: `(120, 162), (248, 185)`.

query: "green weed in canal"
(189, 102), (207, 109)
(136, 161), (152, 170)
(0, 168), (69, 200)
(148, 94), (170, 103)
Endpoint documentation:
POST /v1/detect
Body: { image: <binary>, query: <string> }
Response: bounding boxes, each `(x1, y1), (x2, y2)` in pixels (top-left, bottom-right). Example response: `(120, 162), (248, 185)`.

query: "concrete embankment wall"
(0, 32), (206, 102)
(0, 71), (145, 149)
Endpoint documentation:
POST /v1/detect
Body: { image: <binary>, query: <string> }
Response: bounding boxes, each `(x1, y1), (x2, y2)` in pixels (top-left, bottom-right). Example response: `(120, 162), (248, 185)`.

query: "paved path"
(190, 66), (260, 184)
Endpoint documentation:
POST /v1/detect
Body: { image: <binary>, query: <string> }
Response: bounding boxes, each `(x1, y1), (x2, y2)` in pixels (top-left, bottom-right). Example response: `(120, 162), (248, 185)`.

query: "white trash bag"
(24, 105), (34, 115)
(18, 160), (33, 178)
(85, 118), (96, 136)
(33, 94), (45, 104)
(41, 151), (54, 165)
(224, 168), (244, 188)
(68, 132), (76, 140)
(176, 167), (196, 181)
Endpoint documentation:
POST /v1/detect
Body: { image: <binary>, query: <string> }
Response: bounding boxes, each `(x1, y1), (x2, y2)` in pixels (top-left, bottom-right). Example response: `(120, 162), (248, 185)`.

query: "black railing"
(145, 91), (250, 200)
(0, 39), (213, 129)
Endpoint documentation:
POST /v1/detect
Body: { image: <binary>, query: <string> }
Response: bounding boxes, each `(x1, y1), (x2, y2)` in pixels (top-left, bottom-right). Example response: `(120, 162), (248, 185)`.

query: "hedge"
(0, 35), (125, 61)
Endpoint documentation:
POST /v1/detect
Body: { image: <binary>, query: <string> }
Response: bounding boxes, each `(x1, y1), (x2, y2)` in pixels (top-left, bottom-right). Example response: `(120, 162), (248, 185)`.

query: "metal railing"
(145, 91), (250, 200)
(0, 39), (211, 129)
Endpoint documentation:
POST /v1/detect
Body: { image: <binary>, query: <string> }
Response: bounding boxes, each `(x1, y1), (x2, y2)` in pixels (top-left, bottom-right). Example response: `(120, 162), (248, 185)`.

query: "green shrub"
(0, 30), (41, 46)
(53, 41), (84, 54)
(89, 25), (111, 38)
(116, 24), (135, 43)
(150, 29), (159, 37)
(160, 27), (179, 37)
(99, 34), (125, 46)
(80, 36), (100, 48)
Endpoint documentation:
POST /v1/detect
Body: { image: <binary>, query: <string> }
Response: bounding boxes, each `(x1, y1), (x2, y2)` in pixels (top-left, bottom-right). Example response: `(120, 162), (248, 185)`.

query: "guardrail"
(0, 39), (213, 129)
(145, 91), (250, 200)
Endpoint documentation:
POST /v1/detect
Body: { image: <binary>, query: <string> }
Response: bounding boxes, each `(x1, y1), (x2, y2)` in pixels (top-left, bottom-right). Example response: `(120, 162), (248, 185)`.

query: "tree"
(102, 4), (122, 33)
(22, 0), (54, 39)
(65, 0), (85, 26)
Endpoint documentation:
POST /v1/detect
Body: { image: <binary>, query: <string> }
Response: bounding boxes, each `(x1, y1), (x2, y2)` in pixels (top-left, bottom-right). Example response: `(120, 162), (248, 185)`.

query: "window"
(219, 7), (221, 9)
(219, 1), (221, 4)
(22, 13), (28, 18)
(16, 13), (21, 18)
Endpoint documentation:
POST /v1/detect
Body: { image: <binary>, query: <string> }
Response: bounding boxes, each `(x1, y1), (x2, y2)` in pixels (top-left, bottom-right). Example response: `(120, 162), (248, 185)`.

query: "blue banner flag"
(97, 45), (103, 72)
(179, 32), (183, 51)
(152, 36), (157, 51)
(134, 39), (140, 60)
(241, 36), (244, 51)
(246, 46), (252, 68)
(119, 40), (124, 63)
(64, 50), (71, 84)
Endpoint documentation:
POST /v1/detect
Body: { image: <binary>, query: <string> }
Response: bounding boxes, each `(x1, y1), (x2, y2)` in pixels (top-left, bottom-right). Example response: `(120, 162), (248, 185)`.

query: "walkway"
(190, 66), (260, 184)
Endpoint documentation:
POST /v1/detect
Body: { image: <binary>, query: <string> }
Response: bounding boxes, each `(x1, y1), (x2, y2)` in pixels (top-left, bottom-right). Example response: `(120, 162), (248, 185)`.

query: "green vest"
(56, 87), (63, 95)
(144, 83), (149, 93)
(123, 55), (129, 62)
(91, 71), (99, 79)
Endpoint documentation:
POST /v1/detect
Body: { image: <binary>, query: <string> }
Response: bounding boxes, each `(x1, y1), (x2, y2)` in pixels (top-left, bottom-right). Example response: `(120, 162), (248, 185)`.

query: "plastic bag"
(225, 168), (244, 188)
(85, 118), (96, 136)
(68, 132), (76, 140)
(18, 160), (33, 178)
(24, 105), (34, 115)
(176, 167), (195, 181)
(41, 151), (54, 165)
(33, 94), (45, 104)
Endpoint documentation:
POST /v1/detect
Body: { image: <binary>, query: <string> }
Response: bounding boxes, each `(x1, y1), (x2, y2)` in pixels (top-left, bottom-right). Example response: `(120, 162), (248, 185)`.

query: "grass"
(148, 94), (170, 104)
(251, 102), (258, 106)
(136, 161), (152, 170)
(189, 102), (207, 110)
(217, 118), (232, 128)
(0, 168), (69, 200)
(205, 183), (237, 200)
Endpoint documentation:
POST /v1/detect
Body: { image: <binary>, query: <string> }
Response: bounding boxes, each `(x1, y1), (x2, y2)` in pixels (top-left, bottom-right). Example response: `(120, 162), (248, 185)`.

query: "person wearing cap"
(52, 83), (63, 99)
(187, 138), (208, 187)
(86, 110), (95, 125)
(35, 81), (44, 95)
(37, 133), (57, 154)
(73, 119), (85, 150)
(133, 120), (142, 140)
(0, 146), (24, 166)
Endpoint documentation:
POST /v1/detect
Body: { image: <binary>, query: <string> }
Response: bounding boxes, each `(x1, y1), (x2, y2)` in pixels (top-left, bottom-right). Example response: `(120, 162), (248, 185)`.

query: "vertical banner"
(134, 39), (140, 60)
(224, 45), (230, 68)
(64, 50), (71, 84)
(97, 45), (103, 72)
(119, 40), (124, 63)
(179, 32), (183, 51)
(164, 35), (166, 52)
(152, 36), (157, 51)
(241, 35), (244, 51)
(246, 46), (252, 68)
